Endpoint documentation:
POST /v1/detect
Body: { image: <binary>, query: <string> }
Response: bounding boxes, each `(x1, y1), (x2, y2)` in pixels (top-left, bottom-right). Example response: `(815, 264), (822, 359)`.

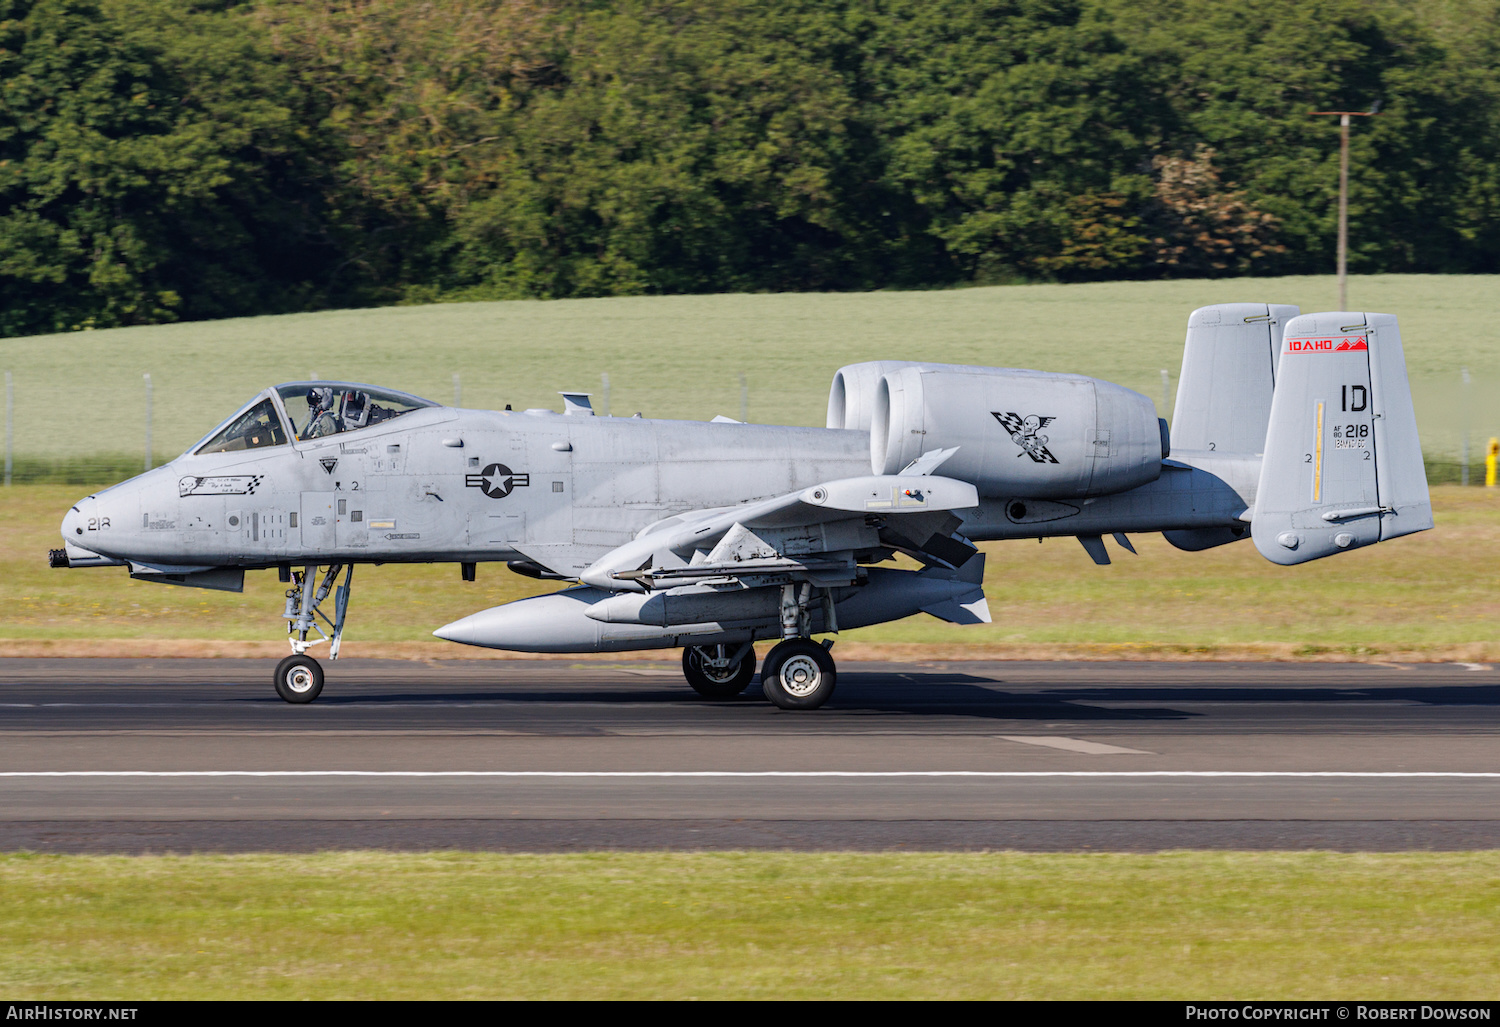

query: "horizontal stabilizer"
(1162, 525), (1249, 552)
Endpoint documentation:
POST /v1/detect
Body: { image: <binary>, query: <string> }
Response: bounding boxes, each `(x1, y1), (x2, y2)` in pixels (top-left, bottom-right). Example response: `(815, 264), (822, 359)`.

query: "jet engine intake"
(870, 366), (1167, 498)
(828, 361), (920, 431)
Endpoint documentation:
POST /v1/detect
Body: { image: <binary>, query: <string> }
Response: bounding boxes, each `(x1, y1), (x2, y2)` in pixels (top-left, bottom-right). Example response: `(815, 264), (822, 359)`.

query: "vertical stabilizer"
(1252, 312), (1432, 566)
(1171, 302), (1299, 454)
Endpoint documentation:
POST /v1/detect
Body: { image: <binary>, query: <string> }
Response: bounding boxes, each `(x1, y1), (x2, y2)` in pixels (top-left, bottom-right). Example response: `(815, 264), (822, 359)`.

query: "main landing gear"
(760, 638), (836, 710)
(679, 638), (837, 709)
(273, 564), (353, 704)
(680, 583), (840, 711)
(761, 581), (838, 710)
(682, 643), (758, 699)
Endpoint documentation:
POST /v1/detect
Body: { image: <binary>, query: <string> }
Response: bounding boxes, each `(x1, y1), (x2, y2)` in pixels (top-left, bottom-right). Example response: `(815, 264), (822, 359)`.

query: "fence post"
(739, 372), (748, 423)
(1160, 369), (1171, 422)
(1461, 367), (1471, 486)
(143, 373), (153, 472)
(1488, 438), (1499, 488)
(4, 371), (11, 487)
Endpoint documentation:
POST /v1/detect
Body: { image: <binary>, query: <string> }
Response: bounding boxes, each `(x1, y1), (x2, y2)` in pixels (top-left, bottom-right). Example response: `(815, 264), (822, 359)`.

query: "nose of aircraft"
(60, 497), (94, 543)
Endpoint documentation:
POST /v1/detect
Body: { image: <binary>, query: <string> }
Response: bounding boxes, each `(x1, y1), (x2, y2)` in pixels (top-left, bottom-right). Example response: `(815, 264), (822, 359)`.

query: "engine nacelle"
(870, 366), (1168, 498)
(828, 361), (917, 430)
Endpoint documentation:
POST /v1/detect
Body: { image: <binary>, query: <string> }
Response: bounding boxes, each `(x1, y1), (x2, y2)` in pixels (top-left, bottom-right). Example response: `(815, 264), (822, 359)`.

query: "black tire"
(682, 645), (757, 699)
(761, 639), (836, 710)
(274, 654), (324, 704)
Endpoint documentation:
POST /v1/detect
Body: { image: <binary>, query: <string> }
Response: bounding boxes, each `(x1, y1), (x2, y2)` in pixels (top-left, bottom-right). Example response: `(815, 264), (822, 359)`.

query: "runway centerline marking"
(1, 771), (1498, 779)
(999, 735), (1153, 755)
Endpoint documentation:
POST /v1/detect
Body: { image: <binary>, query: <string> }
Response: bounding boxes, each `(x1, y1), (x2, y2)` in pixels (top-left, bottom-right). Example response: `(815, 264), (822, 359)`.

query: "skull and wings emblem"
(992, 412), (1059, 464)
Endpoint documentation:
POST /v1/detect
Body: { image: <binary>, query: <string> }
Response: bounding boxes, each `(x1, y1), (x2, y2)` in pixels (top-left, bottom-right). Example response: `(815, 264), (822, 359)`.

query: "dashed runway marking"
(999, 735), (1153, 755)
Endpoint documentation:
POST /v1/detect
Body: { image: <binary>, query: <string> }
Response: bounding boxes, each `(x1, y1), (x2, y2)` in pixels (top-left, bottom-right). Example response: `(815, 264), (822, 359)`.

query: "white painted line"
(1459, 663), (1493, 672)
(1000, 735), (1152, 755)
(0, 771), (1496, 779)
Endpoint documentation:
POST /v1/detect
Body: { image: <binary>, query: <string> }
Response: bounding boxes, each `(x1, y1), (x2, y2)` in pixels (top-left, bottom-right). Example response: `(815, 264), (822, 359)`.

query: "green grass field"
(3, 274), (1498, 474)
(1, 851), (1496, 999)
(5, 483), (1496, 657)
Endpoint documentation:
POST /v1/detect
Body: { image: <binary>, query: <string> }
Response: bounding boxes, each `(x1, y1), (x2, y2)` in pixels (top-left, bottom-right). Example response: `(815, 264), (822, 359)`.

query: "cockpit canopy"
(276, 382), (435, 442)
(193, 382), (437, 456)
(195, 398), (289, 455)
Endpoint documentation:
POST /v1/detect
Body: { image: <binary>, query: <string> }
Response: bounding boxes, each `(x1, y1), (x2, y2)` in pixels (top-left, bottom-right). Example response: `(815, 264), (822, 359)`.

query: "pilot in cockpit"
(302, 387), (341, 438)
(291, 383), (413, 441)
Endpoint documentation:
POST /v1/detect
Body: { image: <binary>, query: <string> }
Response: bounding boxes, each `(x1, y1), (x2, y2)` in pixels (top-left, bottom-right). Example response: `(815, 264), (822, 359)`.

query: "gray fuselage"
(64, 405), (1257, 572)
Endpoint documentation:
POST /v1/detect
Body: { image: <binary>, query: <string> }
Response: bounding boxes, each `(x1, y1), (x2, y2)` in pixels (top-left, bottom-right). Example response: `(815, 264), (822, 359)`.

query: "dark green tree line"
(2, 0), (1499, 336)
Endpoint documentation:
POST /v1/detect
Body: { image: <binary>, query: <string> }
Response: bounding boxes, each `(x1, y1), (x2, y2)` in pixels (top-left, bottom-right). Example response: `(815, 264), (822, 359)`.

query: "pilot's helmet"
(305, 386), (336, 411)
(342, 390), (371, 428)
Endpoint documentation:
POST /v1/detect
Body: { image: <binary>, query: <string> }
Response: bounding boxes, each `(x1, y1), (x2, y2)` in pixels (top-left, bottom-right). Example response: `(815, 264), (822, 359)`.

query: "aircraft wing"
(576, 474), (981, 592)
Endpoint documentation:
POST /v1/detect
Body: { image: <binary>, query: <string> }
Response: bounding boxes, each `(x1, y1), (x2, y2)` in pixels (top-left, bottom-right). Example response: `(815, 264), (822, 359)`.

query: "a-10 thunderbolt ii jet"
(52, 304), (1432, 709)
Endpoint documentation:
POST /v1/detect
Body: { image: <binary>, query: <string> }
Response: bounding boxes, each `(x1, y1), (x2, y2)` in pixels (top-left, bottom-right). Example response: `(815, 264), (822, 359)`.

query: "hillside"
(1, 275), (1494, 477)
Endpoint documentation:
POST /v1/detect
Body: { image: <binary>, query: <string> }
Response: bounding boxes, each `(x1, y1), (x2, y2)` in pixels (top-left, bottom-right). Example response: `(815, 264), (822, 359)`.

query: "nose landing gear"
(274, 564), (352, 704)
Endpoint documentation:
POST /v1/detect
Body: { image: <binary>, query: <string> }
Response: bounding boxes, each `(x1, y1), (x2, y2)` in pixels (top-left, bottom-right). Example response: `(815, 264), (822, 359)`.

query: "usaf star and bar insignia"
(466, 463), (531, 499)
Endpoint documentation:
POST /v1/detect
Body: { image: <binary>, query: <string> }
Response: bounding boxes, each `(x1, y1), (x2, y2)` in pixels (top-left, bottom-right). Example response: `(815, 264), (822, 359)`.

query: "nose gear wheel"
(274, 654), (324, 704)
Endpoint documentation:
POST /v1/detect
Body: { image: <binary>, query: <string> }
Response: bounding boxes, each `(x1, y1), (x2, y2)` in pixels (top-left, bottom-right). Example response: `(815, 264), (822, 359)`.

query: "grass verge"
(1, 851), (1497, 999)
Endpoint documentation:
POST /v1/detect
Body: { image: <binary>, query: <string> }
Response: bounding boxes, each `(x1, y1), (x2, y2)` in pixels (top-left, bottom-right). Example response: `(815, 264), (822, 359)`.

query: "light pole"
(143, 373), (153, 472)
(1310, 105), (1379, 311)
(4, 371), (11, 487)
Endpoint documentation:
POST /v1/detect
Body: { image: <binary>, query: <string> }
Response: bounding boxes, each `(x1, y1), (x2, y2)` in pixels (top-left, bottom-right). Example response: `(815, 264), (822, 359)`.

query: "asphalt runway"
(1, 656), (1497, 852)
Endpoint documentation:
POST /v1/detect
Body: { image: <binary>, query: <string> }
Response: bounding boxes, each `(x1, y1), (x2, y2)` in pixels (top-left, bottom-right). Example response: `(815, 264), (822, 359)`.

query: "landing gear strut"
(682, 642), (757, 699)
(759, 582), (838, 710)
(274, 564), (353, 704)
